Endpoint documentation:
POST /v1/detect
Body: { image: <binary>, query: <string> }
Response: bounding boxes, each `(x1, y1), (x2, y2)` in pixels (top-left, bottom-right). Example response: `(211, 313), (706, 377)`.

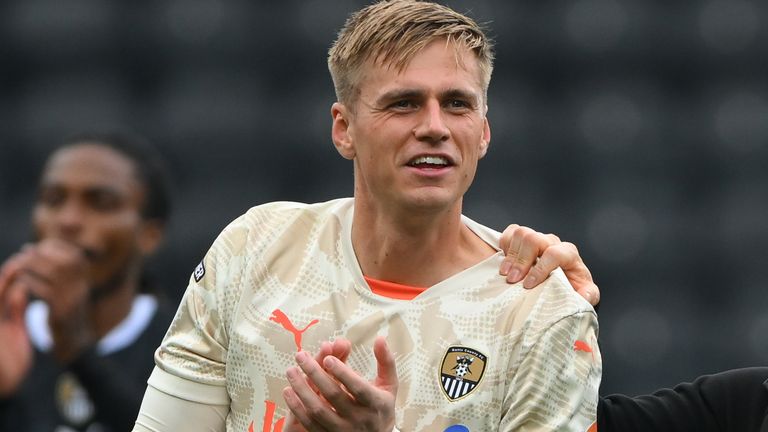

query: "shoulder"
(504, 268), (597, 339)
(232, 199), (351, 238)
(210, 198), (352, 257)
(534, 269), (596, 319)
(193, 198), (353, 294)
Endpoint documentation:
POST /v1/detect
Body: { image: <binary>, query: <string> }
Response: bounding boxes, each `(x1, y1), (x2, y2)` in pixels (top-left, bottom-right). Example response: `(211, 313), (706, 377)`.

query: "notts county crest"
(440, 346), (487, 401)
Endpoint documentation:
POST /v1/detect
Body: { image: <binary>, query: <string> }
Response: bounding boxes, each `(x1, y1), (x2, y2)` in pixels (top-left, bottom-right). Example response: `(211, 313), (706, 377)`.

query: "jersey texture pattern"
(151, 199), (601, 431)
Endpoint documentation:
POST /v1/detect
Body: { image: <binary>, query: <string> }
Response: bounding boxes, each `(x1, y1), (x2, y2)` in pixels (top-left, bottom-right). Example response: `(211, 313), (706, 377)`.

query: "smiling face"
(332, 39), (491, 215)
(32, 144), (161, 292)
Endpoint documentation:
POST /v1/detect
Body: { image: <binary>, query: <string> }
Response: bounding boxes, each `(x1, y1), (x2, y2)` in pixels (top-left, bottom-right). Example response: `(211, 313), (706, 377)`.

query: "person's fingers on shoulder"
(525, 241), (594, 289)
(499, 225), (532, 282)
(555, 242), (597, 290)
(499, 224), (520, 259)
(522, 241), (576, 288)
(576, 283), (601, 307)
(505, 227), (552, 284)
(524, 242), (601, 306)
(499, 224), (521, 277)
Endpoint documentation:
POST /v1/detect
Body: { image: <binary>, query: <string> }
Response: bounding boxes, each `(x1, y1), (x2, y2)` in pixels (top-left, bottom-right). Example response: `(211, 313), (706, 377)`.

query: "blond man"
(133, 2), (600, 431)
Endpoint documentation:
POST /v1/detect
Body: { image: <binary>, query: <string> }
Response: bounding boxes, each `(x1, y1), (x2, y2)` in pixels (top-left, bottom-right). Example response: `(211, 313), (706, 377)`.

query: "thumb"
(373, 336), (398, 394)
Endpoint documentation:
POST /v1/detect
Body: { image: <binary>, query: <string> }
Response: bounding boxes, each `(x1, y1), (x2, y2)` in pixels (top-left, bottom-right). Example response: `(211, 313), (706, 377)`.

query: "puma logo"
(269, 309), (319, 352)
(574, 339), (595, 361)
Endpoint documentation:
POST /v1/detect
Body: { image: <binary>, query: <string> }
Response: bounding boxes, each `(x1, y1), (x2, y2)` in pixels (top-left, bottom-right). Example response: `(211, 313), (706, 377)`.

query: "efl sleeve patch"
(193, 260), (206, 282)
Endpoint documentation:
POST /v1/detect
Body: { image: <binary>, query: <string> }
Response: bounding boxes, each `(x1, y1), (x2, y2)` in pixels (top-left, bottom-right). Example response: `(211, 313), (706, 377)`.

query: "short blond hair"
(328, 0), (494, 105)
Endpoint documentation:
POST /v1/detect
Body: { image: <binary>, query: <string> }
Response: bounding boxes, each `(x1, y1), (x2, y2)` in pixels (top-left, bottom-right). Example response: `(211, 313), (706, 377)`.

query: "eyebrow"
(375, 89), (425, 106)
(374, 88), (480, 106)
(83, 186), (124, 198)
(442, 88), (480, 102)
(39, 181), (126, 197)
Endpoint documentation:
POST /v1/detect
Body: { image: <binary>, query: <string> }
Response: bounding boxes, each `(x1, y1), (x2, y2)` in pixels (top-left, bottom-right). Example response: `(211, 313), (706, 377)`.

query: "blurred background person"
(0, 132), (175, 431)
(0, 0), (766, 400)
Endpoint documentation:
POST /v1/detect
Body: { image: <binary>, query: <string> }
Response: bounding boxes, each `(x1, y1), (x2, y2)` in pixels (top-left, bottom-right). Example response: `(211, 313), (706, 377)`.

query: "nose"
(413, 100), (450, 143)
(50, 200), (85, 240)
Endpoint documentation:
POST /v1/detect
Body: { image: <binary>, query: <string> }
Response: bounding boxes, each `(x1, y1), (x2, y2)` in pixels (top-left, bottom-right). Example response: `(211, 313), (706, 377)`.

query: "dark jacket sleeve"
(0, 396), (24, 431)
(598, 367), (768, 432)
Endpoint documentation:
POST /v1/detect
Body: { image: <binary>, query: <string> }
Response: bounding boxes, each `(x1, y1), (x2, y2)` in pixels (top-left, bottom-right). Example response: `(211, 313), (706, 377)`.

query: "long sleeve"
(599, 367), (768, 432)
(133, 374), (228, 432)
(501, 311), (602, 431)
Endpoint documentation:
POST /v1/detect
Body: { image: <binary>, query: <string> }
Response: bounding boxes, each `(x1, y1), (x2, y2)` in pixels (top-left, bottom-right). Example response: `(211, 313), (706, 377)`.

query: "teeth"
(409, 156), (448, 166)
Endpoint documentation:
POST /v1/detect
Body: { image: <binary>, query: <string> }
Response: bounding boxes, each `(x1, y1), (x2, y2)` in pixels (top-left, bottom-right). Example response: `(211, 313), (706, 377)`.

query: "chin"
(401, 191), (459, 212)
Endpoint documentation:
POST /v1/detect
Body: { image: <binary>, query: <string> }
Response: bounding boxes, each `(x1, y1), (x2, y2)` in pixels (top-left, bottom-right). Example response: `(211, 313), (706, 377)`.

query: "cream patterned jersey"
(149, 198), (601, 431)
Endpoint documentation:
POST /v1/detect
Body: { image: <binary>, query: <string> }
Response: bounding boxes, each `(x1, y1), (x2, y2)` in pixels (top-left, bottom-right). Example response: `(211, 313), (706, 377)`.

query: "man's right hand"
(0, 254), (33, 397)
(0, 239), (93, 371)
(282, 336), (397, 432)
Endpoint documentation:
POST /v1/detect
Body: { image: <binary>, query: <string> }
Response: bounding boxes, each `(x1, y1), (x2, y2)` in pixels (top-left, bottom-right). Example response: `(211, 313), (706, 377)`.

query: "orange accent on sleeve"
(587, 421), (598, 432)
(574, 340), (593, 353)
(364, 276), (426, 300)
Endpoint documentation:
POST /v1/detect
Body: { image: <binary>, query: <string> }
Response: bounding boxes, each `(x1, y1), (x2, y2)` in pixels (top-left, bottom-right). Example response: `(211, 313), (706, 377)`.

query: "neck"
(351, 197), (495, 287)
(87, 271), (140, 340)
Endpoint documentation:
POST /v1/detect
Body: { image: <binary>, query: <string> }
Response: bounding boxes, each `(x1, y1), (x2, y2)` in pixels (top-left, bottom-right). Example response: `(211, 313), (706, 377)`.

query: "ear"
(331, 102), (356, 160)
(479, 112), (491, 159)
(137, 219), (165, 256)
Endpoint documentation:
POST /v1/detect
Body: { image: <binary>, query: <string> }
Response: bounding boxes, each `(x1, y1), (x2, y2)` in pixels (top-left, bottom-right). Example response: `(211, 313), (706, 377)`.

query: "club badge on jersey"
(55, 372), (95, 428)
(439, 346), (487, 401)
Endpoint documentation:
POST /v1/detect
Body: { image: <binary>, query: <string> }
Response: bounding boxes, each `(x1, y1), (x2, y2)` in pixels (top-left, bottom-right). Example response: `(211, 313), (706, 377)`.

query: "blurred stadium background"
(1, 0), (766, 397)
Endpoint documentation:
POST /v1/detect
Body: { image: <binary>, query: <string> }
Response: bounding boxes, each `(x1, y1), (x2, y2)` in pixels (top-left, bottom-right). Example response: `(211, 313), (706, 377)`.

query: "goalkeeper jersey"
(149, 198), (601, 431)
